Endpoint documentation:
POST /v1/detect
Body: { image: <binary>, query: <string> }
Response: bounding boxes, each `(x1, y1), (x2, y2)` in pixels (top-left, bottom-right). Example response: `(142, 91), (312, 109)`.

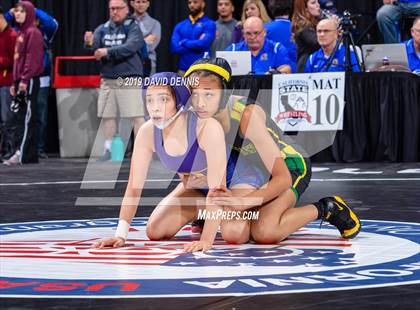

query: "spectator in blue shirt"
(304, 19), (360, 72)
(405, 16), (420, 73)
(377, 0), (420, 43)
(170, 0), (216, 74)
(265, 0), (297, 72)
(226, 16), (292, 75)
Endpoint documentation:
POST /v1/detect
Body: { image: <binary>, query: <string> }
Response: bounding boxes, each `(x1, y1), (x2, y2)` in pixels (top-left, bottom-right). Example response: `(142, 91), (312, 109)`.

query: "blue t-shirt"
(265, 18), (297, 72)
(304, 44), (361, 73)
(225, 39), (292, 75)
(405, 39), (420, 74)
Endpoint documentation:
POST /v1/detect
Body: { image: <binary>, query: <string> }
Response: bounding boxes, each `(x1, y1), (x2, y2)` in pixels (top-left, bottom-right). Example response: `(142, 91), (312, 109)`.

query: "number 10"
(313, 94), (340, 125)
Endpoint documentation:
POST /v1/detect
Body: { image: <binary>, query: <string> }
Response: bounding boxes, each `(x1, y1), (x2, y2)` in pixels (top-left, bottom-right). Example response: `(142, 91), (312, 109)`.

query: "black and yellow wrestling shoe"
(318, 196), (361, 239)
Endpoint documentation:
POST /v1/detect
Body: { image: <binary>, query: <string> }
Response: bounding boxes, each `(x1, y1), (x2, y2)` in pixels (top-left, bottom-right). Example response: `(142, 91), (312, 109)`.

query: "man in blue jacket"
(377, 0), (420, 43)
(84, 0), (146, 161)
(170, 0), (216, 74)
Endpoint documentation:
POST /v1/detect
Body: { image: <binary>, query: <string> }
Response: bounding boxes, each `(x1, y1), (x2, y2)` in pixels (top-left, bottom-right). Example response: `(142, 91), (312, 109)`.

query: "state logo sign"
(0, 218), (419, 298)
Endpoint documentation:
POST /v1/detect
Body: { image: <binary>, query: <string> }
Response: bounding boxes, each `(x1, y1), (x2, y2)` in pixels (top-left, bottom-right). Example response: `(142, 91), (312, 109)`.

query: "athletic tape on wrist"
(115, 219), (129, 240)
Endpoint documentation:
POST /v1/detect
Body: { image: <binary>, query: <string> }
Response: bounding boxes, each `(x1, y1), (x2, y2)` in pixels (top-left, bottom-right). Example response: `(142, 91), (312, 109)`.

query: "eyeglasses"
(109, 6), (127, 11)
(316, 29), (336, 34)
(243, 30), (263, 38)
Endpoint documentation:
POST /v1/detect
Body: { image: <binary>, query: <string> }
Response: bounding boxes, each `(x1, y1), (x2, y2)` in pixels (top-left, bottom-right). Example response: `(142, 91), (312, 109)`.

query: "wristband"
(114, 219), (129, 240)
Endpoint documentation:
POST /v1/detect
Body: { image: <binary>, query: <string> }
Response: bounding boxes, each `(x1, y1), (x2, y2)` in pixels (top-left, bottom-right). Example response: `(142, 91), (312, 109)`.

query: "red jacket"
(0, 25), (17, 87)
(13, 1), (44, 85)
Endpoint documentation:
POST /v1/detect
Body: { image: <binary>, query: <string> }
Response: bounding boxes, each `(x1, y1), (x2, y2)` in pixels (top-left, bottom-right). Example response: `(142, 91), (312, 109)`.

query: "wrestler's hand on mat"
(91, 237), (125, 249)
(184, 240), (213, 253)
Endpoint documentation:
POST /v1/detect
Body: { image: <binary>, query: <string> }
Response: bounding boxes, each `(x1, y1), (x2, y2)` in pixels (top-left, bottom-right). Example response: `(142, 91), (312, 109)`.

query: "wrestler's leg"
(251, 188), (318, 243)
(219, 184), (257, 244)
(146, 183), (205, 240)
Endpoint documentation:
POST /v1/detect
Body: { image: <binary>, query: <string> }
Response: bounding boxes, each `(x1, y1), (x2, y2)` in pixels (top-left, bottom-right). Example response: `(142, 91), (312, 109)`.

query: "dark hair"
(268, 0), (293, 17)
(218, 0), (234, 4)
(0, 6), (3, 15)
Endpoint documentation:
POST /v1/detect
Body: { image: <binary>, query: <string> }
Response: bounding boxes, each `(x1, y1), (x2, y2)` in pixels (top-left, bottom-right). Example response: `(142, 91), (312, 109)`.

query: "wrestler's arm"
(184, 118), (227, 252)
(92, 121), (154, 248)
(237, 104), (292, 208)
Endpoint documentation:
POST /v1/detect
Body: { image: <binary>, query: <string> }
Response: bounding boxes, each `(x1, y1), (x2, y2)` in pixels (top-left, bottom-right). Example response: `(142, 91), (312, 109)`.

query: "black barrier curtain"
(335, 72), (420, 162)
(231, 73), (420, 162)
(1, 0), (384, 72)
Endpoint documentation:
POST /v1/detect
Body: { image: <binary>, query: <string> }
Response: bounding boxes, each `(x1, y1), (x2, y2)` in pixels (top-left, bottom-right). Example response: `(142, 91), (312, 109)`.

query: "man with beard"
(170, 0), (216, 74)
